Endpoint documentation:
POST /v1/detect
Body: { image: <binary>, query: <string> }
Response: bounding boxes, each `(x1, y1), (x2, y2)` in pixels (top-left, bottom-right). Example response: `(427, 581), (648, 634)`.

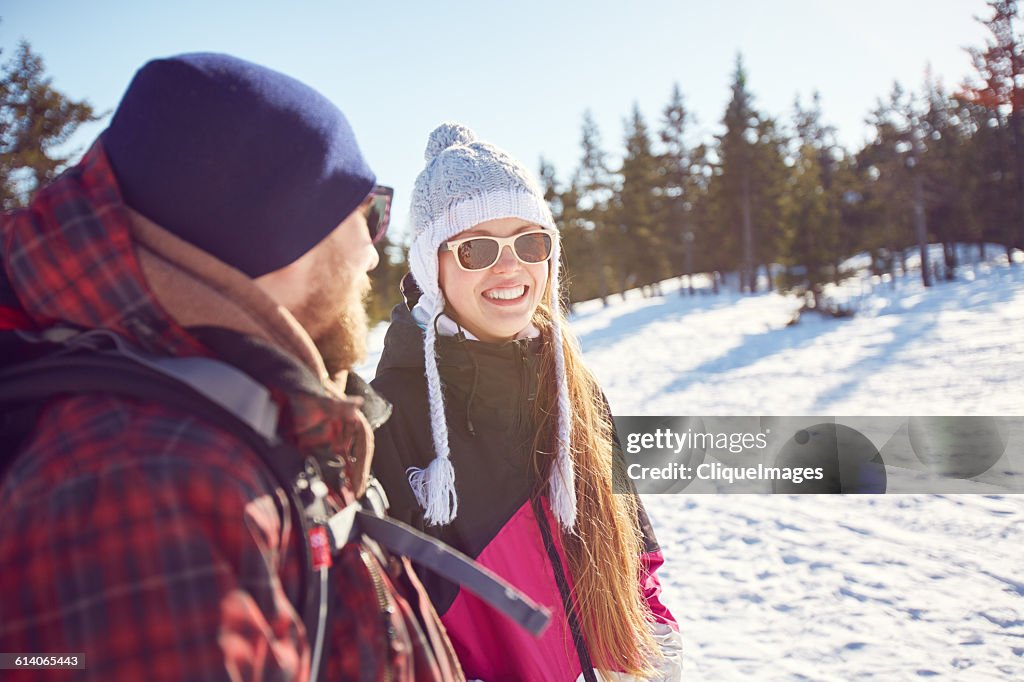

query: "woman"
(371, 123), (683, 681)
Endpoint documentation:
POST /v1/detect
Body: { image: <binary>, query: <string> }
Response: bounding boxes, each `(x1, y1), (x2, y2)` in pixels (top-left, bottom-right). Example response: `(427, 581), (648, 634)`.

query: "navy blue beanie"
(104, 52), (375, 277)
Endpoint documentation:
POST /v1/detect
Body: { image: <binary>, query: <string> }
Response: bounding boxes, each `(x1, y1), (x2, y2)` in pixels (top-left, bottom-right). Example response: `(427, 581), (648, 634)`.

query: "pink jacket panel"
(442, 499), (583, 682)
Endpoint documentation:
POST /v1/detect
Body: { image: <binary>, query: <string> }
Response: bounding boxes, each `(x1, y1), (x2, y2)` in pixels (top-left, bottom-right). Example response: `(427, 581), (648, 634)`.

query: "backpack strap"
(326, 484), (551, 637)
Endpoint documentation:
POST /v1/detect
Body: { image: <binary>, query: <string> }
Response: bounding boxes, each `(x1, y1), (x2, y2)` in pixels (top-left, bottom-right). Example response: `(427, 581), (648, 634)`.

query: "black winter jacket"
(370, 299), (677, 682)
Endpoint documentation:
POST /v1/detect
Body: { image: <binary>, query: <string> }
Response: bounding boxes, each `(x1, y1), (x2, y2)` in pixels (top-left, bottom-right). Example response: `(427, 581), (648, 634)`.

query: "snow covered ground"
(359, 249), (1024, 681)
(653, 493), (1023, 681)
(570, 253), (1024, 416)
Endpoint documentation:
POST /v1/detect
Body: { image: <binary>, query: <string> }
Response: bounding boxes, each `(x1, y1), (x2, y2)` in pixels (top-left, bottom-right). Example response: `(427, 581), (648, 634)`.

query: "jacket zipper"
(360, 547), (395, 682)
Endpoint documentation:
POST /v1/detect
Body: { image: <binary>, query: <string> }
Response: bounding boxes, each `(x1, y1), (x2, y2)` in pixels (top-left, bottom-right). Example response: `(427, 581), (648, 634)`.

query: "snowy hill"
(570, 254), (1024, 415)
(358, 249), (1024, 681)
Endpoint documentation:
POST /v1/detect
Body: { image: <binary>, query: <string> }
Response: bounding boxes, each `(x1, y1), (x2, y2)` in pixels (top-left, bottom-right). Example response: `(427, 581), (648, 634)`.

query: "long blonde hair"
(531, 297), (659, 678)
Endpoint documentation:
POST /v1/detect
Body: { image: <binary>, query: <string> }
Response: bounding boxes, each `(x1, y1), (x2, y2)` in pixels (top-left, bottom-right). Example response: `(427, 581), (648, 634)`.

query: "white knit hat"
(406, 122), (576, 531)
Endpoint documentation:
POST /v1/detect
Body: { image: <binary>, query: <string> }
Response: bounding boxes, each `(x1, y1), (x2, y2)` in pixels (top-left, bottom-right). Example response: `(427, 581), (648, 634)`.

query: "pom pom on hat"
(424, 122), (477, 161)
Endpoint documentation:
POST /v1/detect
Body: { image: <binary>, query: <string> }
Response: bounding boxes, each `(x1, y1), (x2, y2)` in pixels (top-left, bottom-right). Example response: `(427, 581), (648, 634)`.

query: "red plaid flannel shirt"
(0, 144), (428, 680)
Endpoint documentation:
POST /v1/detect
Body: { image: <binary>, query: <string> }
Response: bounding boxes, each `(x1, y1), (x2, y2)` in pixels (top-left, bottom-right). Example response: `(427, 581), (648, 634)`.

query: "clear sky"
(1, 0), (992, 243)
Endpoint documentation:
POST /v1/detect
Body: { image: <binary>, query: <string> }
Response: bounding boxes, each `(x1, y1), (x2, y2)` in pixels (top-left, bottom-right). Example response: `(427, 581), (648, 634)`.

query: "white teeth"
(484, 285), (526, 300)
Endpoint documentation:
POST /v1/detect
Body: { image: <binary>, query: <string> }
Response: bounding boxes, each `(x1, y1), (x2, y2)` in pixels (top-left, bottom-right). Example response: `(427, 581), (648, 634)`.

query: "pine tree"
(556, 177), (594, 308)
(1, 40), (98, 209)
(573, 110), (614, 304)
(658, 83), (697, 293)
(862, 82), (932, 286)
(539, 156), (577, 305)
(717, 55), (758, 292)
(577, 109), (614, 211)
(921, 72), (972, 278)
(617, 103), (665, 296)
(687, 141), (717, 290)
(955, 93), (1016, 258)
(750, 115), (789, 287)
(714, 55), (786, 293)
(961, 0), (1024, 252)
(780, 93), (842, 306)
(832, 152), (874, 268)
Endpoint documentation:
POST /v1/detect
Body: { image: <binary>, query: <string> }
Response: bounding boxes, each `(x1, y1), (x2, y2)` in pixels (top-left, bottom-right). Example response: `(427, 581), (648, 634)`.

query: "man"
(0, 53), (461, 681)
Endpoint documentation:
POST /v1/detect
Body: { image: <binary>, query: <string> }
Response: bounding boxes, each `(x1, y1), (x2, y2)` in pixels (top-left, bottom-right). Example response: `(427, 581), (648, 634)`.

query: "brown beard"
(294, 234), (372, 378)
(314, 283), (369, 377)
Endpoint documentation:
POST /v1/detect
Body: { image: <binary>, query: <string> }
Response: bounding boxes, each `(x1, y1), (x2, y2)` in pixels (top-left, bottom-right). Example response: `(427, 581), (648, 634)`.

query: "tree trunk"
(685, 240), (694, 296)
(741, 172), (754, 294)
(942, 242), (953, 280)
(597, 257), (609, 307)
(913, 171), (931, 288)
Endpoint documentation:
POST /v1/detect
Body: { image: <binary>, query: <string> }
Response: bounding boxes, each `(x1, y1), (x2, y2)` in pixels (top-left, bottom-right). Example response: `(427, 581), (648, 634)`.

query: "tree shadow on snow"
(808, 292), (948, 411)
(573, 293), (740, 354)
(812, 265), (1021, 411)
(657, 307), (834, 397)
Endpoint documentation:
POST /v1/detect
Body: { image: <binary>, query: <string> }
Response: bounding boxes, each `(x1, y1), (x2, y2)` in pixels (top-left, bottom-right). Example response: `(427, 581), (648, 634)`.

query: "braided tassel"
(406, 302), (458, 525)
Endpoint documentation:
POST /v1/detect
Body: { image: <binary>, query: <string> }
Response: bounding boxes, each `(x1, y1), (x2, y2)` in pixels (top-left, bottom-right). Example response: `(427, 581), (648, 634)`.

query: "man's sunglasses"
(439, 229), (555, 272)
(365, 185), (393, 244)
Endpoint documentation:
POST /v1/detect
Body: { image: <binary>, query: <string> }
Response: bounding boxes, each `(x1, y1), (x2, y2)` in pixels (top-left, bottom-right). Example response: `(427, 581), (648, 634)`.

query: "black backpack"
(0, 326), (549, 679)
